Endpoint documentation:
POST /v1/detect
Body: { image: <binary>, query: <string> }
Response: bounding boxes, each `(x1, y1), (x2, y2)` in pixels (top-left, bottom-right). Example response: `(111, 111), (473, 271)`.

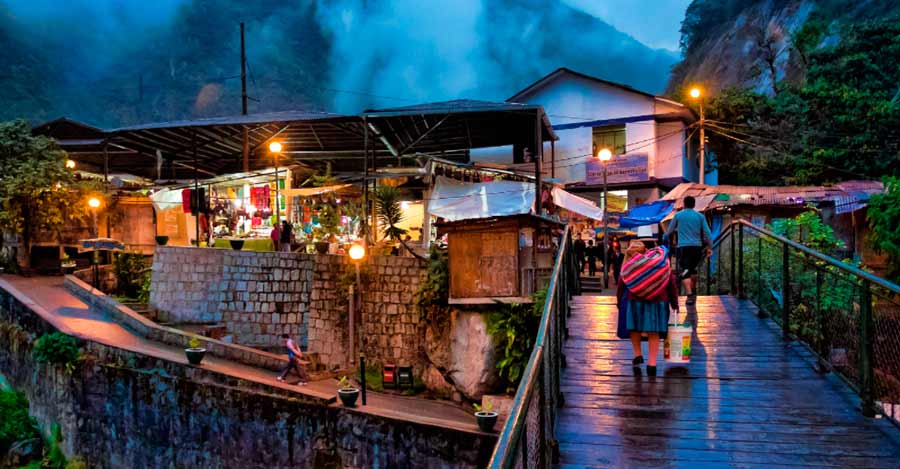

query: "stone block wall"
(0, 283), (496, 469)
(305, 255), (428, 371)
(150, 247), (313, 348)
(149, 247), (431, 370)
(360, 256), (427, 371)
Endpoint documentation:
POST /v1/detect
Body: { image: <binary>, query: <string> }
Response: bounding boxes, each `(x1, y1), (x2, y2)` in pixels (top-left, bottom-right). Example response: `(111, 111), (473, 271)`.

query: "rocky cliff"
(667, 0), (898, 95)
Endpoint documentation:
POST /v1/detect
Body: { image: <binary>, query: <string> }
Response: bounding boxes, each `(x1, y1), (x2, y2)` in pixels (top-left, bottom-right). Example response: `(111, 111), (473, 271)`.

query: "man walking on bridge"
(665, 196), (712, 305)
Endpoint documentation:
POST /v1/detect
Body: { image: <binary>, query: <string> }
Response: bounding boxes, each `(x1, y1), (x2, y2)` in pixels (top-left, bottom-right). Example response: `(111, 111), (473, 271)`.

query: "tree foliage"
(0, 120), (103, 266)
(0, 389), (39, 454)
(676, 18), (900, 186)
(867, 177), (900, 282)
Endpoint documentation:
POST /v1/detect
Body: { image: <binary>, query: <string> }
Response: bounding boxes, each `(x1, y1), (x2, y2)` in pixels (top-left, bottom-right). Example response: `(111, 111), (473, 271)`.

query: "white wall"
(472, 72), (693, 184)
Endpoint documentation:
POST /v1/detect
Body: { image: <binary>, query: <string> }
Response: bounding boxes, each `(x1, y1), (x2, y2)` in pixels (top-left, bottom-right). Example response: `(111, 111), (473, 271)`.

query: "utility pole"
(690, 87), (706, 185)
(240, 22), (249, 172)
(698, 100), (706, 185)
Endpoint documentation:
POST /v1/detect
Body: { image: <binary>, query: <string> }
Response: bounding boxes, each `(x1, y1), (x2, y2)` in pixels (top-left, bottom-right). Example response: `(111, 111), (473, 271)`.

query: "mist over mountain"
(0, 0), (678, 128)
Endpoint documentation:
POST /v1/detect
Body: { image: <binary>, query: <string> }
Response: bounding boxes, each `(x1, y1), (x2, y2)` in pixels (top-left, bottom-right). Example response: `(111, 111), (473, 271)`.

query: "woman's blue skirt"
(625, 300), (669, 334)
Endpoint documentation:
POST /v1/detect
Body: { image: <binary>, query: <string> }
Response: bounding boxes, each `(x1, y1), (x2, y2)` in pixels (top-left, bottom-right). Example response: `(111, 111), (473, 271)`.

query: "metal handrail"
(734, 219), (900, 295)
(488, 224), (571, 468)
(708, 218), (900, 420)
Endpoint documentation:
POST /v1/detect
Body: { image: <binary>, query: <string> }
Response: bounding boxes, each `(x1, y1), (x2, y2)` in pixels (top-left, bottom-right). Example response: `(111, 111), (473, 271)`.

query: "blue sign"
(585, 153), (649, 185)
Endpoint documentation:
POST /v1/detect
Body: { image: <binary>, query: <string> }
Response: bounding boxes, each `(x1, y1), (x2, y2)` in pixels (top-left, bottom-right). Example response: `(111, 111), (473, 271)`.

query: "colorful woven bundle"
(621, 246), (672, 301)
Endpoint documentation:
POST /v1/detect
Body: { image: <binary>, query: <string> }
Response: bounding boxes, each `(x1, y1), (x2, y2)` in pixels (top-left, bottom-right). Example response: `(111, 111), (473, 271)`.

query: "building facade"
(472, 68), (716, 210)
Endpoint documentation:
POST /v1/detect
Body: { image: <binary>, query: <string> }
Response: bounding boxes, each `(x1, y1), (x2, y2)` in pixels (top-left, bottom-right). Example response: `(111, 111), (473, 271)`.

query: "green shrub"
(486, 287), (546, 393)
(113, 252), (148, 298)
(0, 389), (39, 453)
(32, 332), (80, 370)
(42, 423), (66, 468)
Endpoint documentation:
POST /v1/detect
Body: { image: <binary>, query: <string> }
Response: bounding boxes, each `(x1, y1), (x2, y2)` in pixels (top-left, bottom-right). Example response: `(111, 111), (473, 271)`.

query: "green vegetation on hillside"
(675, 18), (900, 185)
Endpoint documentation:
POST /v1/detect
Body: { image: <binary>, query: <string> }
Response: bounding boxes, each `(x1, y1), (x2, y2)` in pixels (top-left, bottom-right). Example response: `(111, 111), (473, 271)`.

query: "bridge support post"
(730, 225), (736, 294)
(737, 224), (745, 299)
(860, 281), (876, 417)
(782, 243), (790, 340)
(757, 237), (767, 318)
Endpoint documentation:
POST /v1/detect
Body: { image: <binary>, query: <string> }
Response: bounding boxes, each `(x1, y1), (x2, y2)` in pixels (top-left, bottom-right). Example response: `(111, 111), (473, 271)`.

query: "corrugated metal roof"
(662, 181), (883, 211)
(110, 110), (345, 132)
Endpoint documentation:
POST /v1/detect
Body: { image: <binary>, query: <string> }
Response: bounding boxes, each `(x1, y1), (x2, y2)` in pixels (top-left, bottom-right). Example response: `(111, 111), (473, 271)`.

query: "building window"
(592, 125), (626, 156)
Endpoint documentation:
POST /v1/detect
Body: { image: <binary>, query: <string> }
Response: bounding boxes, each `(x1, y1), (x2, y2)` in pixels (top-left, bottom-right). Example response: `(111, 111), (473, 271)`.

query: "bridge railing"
(701, 219), (900, 424)
(488, 225), (577, 468)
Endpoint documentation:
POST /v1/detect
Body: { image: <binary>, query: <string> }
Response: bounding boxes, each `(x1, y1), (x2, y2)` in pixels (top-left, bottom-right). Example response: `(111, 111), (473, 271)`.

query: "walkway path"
(0, 275), (482, 435)
(557, 294), (900, 468)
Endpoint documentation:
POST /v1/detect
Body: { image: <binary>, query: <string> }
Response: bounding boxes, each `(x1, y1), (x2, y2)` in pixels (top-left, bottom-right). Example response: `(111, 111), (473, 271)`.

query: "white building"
(472, 67), (716, 210)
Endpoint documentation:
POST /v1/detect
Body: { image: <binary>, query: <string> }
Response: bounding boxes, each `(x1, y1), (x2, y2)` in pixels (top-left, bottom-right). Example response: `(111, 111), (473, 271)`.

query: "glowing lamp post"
(348, 242), (367, 404)
(269, 141), (283, 222)
(597, 148), (612, 289)
(87, 197), (102, 237)
(689, 86), (706, 184)
(87, 197), (102, 288)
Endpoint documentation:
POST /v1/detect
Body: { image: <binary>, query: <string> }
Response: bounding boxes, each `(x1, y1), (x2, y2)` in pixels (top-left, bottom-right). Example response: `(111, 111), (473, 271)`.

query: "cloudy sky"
(564, 0), (692, 50)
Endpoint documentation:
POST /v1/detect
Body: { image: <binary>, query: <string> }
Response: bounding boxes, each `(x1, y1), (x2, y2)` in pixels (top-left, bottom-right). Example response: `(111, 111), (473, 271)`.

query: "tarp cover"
(618, 200), (674, 228)
(551, 187), (604, 221)
(427, 176), (533, 221)
(149, 187), (183, 212)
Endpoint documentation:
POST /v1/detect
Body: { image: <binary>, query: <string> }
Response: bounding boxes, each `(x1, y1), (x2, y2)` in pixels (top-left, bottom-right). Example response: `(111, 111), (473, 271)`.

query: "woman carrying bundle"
(616, 241), (679, 377)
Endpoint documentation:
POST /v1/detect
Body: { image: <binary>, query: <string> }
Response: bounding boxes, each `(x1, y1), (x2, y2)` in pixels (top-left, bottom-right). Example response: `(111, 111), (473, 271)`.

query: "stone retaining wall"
(149, 247), (431, 371)
(150, 247), (313, 348)
(0, 282), (496, 469)
(149, 247), (499, 399)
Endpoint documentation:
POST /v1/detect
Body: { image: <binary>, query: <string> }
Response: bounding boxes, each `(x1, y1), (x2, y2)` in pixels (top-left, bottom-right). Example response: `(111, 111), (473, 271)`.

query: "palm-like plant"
(374, 185), (423, 260)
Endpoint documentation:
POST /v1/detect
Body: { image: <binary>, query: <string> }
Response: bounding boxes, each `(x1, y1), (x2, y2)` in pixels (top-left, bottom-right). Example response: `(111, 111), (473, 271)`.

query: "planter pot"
(475, 411), (498, 432)
(314, 242), (330, 254)
(338, 388), (360, 407)
(185, 348), (206, 365)
(155, 235), (169, 246)
(61, 264), (76, 275)
(229, 239), (245, 251)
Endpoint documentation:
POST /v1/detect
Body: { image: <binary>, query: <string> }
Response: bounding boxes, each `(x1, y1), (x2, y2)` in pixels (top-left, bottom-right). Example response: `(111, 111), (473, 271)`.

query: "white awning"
(552, 188), (603, 221)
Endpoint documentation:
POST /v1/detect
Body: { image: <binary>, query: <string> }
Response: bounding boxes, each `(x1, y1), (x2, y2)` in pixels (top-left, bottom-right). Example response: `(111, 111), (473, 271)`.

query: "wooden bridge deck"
(557, 295), (900, 468)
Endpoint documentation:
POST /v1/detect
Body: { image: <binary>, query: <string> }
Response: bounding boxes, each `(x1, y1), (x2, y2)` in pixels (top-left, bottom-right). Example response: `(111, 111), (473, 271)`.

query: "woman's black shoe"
(632, 356), (644, 375)
(647, 365), (657, 377)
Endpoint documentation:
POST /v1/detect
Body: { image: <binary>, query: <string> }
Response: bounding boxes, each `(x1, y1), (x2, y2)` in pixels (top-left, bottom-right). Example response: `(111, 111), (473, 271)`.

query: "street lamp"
(87, 197), (102, 288)
(87, 197), (101, 237)
(65, 159), (76, 169)
(597, 148), (612, 289)
(348, 242), (367, 405)
(269, 141), (283, 223)
(689, 86), (706, 184)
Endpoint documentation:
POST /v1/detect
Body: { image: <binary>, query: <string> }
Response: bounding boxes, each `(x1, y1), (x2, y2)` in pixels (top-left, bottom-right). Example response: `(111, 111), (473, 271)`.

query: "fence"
(701, 219), (900, 424)
(488, 226), (578, 468)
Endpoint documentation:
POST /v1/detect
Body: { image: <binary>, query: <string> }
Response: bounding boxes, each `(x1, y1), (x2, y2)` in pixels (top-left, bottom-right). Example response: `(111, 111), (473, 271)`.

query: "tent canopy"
(618, 200), (674, 228)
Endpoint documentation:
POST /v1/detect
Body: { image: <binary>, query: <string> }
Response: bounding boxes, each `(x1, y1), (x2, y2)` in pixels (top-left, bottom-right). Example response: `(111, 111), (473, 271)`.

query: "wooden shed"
(440, 214), (563, 304)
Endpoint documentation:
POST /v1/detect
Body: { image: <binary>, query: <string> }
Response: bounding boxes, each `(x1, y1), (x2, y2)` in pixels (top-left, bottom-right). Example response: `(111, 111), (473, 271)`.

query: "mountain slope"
(667, 0), (898, 94)
(0, 0), (677, 128)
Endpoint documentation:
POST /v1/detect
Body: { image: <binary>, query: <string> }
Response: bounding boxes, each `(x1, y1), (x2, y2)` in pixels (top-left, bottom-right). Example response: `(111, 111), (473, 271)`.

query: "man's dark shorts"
(677, 246), (704, 277)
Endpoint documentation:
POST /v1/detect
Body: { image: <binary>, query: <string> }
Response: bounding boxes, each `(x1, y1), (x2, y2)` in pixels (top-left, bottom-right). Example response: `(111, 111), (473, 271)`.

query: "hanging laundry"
(181, 189), (192, 213)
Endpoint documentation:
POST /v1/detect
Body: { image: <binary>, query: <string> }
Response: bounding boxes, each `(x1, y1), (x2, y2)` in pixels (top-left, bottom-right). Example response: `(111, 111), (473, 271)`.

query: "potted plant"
(60, 254), (76, 275)
(184, 336), (206, 365)
(155, 235), (169, 246)
(473, 401), (498, 432)
(337, 376), (360, 407)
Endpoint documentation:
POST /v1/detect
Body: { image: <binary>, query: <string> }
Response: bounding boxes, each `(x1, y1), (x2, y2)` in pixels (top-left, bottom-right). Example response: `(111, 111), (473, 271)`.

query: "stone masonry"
(150, 247), (313, 348)
(0, 283), (496, 468)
